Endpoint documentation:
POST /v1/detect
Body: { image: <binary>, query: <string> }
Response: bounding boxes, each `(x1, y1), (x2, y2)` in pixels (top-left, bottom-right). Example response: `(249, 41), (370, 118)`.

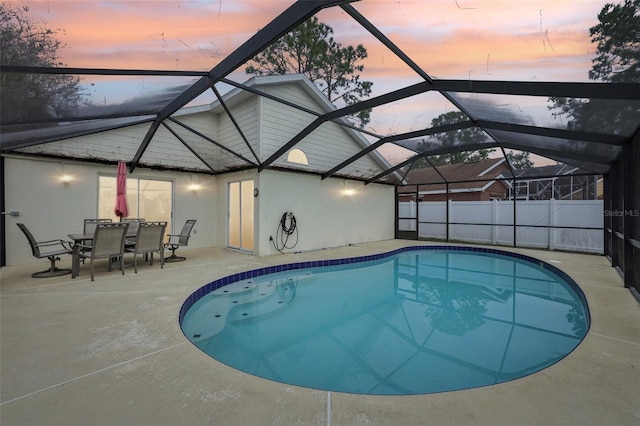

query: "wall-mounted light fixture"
(343, 180), (356, 196)
(59, 163), (73, 184)
(188, 174), (202, 192)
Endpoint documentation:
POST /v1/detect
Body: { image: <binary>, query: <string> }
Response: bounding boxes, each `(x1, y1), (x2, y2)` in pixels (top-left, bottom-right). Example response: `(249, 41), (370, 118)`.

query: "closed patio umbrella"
(114, 161), (129, 220)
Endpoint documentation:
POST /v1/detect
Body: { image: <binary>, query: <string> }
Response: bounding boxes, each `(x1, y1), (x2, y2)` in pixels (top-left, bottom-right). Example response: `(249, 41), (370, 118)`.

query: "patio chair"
(76, 222), (129, 281)
(164, 219), (196, 262)
(16, 223), (73, 278)
(81, 219), (113, 260)
(125, 221), (166, 273)
(83, 218), (113, 235)
(121, 218), (145, 235)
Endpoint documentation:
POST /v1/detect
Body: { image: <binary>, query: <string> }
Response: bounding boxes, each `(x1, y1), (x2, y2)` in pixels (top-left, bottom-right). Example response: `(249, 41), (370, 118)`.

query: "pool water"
(180, 248), (589, 395)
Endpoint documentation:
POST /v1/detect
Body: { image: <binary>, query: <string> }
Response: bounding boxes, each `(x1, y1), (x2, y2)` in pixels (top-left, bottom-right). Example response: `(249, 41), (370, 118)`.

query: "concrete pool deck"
(1, 240), (638, 425)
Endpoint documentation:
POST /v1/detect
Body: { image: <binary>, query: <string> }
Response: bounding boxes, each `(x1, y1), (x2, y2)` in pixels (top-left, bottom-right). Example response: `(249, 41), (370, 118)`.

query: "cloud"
(17, 0), (606, 83)
(18, 0), (294, 70)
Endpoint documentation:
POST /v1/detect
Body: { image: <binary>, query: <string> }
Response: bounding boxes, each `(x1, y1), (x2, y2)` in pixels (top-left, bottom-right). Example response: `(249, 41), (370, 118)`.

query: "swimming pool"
(180, 246), (590, 395)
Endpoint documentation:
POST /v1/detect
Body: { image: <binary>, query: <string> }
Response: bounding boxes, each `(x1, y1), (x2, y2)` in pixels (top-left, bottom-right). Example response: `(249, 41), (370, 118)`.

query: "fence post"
(447, 199), (453, 242)
(409, 200), (416, 231)
(549, 198), (556, 251)
(492, 199), (498, 245)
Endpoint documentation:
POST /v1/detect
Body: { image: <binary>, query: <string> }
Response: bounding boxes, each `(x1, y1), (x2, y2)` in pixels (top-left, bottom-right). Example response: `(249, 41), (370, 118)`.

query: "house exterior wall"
(255, 170), (395, 256)
(4, 156), (394, 265)
(4, 77), (395, 265)
(3, 155), (217, 266)
(216, 97), (260, 161)
(258, 86), (383, 178)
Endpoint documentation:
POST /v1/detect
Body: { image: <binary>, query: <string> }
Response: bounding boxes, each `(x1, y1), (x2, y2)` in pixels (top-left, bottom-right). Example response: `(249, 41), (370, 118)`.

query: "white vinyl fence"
(398, 199), (603, 254)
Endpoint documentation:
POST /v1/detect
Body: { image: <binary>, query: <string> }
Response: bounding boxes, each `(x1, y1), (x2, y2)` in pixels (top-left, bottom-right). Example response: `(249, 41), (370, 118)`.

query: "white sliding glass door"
(228, 179), (254, 252)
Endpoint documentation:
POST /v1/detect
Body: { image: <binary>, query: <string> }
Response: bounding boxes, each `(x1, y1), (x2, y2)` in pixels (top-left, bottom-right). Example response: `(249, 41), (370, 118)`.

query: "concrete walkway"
(1, 240), (638, 425)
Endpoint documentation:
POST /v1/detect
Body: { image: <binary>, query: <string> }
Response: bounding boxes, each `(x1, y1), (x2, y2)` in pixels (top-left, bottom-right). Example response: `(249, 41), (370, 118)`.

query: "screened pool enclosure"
(1, 0), (639, 294)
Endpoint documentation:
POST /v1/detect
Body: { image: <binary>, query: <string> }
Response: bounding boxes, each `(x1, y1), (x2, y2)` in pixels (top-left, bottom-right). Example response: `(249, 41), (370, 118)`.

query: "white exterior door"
(228, 179), (254, 252)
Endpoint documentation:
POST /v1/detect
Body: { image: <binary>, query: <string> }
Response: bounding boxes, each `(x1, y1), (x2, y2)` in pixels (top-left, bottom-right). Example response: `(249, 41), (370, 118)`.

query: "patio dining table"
(68, 230), (136, 278)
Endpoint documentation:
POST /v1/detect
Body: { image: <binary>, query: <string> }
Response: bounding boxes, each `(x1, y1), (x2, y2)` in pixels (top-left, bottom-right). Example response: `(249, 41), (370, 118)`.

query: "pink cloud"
(12, 0), (607, 83)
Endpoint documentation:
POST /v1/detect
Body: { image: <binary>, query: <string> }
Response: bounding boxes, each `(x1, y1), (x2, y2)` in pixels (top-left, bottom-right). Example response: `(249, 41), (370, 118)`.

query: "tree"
(245, 16), (373, 126)
(549, 0), (639, 134)
(589, 0), (639, 83)
(506, 151), (533, 170)
(0, 4), (82, 125)
(414, 111), (494, 167)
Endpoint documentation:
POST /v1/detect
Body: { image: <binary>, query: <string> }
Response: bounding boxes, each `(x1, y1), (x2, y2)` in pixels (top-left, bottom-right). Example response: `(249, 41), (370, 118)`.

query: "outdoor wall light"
(59, 163), (73, 184)
(188, 174), (202, 192)
(343, 180), (356, 196)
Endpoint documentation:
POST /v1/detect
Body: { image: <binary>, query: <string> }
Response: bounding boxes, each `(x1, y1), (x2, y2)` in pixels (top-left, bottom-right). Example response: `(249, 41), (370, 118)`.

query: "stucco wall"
(255, 170), (395, 256)
(3, 155), (217, 266)
(4, 158), (394, 265)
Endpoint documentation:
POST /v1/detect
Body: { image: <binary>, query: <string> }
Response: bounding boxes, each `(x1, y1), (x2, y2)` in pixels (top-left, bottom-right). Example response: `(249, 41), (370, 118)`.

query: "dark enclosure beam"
(500, 142), (613, 165)
(259, 82), (431, 171)
(211, 86), (260, 164)
(478, 120), (628, 146)
(166, 117), (257, 166)
(416, 142), (501, 157)
(322, 120), (475, 179)
(131, 0), (356, 171)
(221, 78), (383, 139)
(340, 4), (433, 83)
(161, 122), (218, 173)
(0, 118), (155, 151)
(431, 79), (640, 100)
(0, 65), (208, 77)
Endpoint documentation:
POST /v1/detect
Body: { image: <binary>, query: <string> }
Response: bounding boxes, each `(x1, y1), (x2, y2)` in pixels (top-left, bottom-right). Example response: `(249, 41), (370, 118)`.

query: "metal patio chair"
(164, 219), (196, 262)
(16, 223), (73, 278)
(125, 221), (166, 273)
(121, 218), (145, 235)
(83, 218), (113, 235)
(76, 222), (129, 281)
(81, 218), (113, 260)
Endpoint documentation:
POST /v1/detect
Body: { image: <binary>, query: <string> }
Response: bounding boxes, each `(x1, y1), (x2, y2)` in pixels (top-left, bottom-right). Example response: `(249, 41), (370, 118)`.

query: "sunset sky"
(9, 0), (614, 163)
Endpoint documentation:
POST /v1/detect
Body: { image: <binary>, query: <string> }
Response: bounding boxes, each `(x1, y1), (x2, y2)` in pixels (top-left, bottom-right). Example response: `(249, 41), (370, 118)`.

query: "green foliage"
(549, 0), (639, 135)
(589, 0), (640, 83)
(245, 17), (373, 126)
(0, 3), (82, 125)
(414, 111), (495, 167)
(506, 151), (533, 170)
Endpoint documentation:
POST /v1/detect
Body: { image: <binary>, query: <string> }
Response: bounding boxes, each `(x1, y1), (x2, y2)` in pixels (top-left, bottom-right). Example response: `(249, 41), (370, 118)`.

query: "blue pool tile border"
(179, 245), (590, 327)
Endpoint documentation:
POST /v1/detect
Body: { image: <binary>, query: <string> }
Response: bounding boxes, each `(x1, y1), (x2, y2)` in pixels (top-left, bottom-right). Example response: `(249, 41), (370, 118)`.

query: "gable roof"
(5, 74), (396, 181)
(400, 158), (509, 193)
(212, 74), (394, 175)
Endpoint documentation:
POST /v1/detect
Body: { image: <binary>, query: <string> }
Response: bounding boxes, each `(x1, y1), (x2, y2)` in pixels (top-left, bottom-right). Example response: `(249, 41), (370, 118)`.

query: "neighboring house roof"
(399, 158), (509, 194)
(515, 163), (581, 179)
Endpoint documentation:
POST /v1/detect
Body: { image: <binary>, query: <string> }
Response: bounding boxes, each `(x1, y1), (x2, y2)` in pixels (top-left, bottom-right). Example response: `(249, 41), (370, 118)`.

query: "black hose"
(272, 212), (298, 253)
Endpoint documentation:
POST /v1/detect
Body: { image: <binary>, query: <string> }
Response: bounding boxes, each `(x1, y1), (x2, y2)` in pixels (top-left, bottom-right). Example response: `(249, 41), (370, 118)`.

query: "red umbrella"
(114, 161), (129, 219)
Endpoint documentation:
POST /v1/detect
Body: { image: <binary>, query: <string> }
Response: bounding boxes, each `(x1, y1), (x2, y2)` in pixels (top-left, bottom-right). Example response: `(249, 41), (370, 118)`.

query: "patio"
(1, 240), (638, 425)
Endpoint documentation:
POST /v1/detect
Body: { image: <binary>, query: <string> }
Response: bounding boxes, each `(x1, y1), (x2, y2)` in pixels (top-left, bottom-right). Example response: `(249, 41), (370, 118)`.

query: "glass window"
(287, 148), (309, 165)
(98, 176), (172, 235)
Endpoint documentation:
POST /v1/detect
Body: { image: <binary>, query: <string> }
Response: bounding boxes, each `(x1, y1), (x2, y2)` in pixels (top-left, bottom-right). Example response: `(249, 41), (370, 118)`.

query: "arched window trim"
(286, 148), (309, 166)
